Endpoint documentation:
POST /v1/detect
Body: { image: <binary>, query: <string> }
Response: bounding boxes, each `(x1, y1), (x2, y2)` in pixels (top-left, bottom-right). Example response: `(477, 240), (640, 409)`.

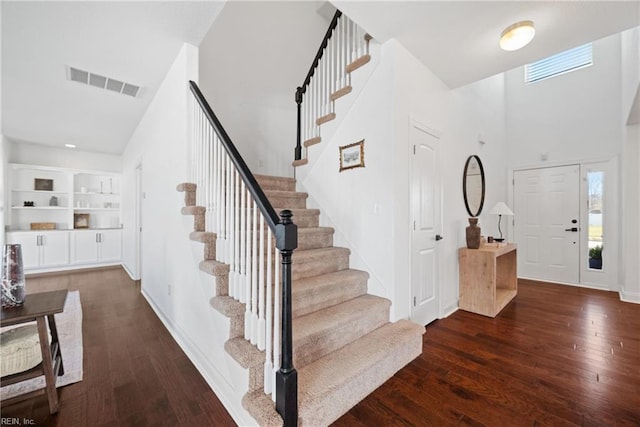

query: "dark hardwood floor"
(2, 269), (639, 426)
(334, 279), (640, 426)
(1, 267), (235, 427)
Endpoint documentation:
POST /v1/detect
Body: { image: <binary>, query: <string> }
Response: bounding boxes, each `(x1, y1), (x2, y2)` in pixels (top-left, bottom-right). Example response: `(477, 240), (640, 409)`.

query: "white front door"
(514, 165), (580, 283)
(410, 121), (441, 326)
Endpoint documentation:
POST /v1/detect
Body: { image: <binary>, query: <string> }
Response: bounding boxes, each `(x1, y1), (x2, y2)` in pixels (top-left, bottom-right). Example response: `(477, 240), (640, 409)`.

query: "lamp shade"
(500, 20), (535, 51)
(489, 202), (514, 216)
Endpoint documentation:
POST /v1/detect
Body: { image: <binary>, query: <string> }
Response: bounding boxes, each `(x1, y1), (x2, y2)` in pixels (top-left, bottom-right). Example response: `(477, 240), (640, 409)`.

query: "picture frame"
(34, 178), (54, 191)
(339, 140), (365, 172)
(74, 213), (90, 229)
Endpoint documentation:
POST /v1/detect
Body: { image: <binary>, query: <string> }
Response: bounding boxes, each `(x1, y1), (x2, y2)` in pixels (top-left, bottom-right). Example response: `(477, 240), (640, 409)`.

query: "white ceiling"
(1, 1), (224, 154)
(335, 1), (640, 89)
(2, 1), (638, 156)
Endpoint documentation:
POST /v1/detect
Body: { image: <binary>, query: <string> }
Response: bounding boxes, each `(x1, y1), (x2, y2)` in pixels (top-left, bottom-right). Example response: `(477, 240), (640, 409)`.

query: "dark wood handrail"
(189, 80), (298, 426)
(295, 9), (342, 161)
(299, 9), (342, 95)
(189, 81), (279, 230)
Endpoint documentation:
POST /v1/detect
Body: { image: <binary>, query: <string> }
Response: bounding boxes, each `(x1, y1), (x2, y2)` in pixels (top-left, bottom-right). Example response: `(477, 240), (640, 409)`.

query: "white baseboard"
(141, 289), (258, 426)
(619, 289), (640, 304)
(441, 304), (458, 318)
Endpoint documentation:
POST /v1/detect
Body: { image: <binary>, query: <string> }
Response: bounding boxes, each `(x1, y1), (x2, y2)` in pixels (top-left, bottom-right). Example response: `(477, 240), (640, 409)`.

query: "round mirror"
(463, 155), (485, 217)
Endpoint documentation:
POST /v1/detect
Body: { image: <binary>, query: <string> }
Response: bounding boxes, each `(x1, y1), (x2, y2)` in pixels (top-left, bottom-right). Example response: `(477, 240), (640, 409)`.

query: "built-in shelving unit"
(6, 163), (123, 273)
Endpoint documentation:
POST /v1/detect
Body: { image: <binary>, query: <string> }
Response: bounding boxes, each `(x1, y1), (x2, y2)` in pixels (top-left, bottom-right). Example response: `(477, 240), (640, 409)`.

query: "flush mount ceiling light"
(500, 20), (535, 51)
(64, 144), (76, 148)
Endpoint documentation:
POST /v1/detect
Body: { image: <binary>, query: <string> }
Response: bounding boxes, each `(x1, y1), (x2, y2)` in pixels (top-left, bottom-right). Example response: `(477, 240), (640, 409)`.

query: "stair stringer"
(295, 40), (381, 172)
(175, 184), (259, 426)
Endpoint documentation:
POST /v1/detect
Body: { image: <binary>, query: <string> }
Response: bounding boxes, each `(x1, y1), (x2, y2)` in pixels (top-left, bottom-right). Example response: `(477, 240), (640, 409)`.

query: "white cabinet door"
(40, 232), (70, 267)
(6, 232), (40, 270)
(98, 230), (122, 262)
(71, 231), (99, 264)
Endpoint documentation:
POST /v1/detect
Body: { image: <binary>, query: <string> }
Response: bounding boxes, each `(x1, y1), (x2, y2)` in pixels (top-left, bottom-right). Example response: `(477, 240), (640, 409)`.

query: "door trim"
(409, 117), (443, 323)
(509, 156), (619, 291)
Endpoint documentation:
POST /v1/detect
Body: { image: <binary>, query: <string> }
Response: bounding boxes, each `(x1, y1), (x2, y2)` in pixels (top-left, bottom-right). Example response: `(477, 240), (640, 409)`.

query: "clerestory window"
(525, 43), (593, 84)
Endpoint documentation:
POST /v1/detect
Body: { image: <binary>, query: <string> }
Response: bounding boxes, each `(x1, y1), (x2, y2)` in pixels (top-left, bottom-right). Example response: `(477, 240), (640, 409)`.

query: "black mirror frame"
(462, 155), (486, 217)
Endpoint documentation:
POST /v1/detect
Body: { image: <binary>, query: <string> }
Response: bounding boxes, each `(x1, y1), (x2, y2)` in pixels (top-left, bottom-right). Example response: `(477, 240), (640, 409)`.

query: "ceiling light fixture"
(500, 20), (535, 51)
(65, 144), (76, 148)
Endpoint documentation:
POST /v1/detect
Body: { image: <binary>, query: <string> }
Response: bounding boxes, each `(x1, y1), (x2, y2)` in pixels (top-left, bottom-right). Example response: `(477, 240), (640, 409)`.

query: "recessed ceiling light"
(65, 144), (76, 148)
(500, 20), (535, 51)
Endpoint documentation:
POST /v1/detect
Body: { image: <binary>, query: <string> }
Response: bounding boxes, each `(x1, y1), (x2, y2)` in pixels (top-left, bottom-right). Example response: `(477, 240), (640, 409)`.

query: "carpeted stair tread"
(189, 231), (216, 243)
(176, 182), (196, 192)
(291, 247), (351, 280)
(199, 259), (229, 276)
(293, 294), (391, 368)
(242, 320), (424, 427)
(181, 205), (205, 215)
(297, 227), (334, 250)
(271, 208), (320, 228)
(265, 190), (308, 209)
(210, 296), (245, 316)
(293, 269), (369, 318)
(225, 336), (264, 369)
(297, 319), (425, 426)
(255, 175), (296, 192)
(242, 390), (283, 427)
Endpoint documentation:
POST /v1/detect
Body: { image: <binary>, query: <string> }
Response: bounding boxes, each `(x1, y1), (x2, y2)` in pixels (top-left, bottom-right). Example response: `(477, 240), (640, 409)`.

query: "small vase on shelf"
(1, 244), (26, 308)
(466, 218), (481, 249)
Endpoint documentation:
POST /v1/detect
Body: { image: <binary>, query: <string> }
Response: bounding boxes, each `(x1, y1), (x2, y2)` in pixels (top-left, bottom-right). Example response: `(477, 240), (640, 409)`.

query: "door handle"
(435, 234), (443, 241)
(565, 227), (578, 232)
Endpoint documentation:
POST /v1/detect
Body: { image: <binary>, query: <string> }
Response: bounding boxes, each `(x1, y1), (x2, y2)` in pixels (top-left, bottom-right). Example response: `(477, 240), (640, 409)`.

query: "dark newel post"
(295, 87), (303, 161)
(275, 210), (298, 426)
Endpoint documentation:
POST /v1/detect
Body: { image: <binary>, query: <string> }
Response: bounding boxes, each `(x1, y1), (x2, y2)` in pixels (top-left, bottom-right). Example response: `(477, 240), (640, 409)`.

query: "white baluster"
(264, 228), (274, 394)
(215, 139), (222, 258)
(272, 247), (281, 401)
(250, 200), (259, 345)
(233, 171), (241, 300)
(244, 193), (253, 341)
(239, 180), (247, 303)
(257, 214), (266, 351)
(208, 125), (214, 233)
(228, 167), (236, 298)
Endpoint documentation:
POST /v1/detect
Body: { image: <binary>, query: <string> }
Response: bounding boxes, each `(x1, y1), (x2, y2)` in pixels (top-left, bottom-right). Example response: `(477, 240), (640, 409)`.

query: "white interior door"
(513, 165), (580, 283)
(410, 121), (441, 326)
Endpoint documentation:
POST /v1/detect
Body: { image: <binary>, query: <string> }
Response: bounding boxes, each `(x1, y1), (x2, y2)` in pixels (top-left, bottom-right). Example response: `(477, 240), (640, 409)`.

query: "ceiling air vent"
(67, 66), (142, 98)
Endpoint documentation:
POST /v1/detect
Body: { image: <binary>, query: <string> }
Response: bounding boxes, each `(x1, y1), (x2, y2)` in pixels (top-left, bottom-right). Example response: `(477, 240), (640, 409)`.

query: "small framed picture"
(74, 213), (90, 229)
(34, 178), (54, 191)
(339, 140), (365, 172)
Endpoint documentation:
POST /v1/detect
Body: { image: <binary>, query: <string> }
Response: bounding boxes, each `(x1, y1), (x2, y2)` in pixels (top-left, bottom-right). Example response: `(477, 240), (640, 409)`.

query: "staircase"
(178, 176), (424, 426)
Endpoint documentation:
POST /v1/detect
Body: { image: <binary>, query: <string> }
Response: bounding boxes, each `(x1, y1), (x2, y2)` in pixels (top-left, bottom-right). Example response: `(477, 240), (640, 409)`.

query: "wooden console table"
(1, 289), (67, 413)
(459, 243), (517, 317)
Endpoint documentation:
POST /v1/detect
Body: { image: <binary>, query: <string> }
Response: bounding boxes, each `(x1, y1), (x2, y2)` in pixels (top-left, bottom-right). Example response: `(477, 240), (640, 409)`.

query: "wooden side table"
(459, 243), (517, 317)
(1, 289), (68, 413)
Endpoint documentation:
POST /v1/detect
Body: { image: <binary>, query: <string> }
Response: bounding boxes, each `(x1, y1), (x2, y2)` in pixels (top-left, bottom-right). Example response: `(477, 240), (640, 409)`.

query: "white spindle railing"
(189, 93), (284, 400)
(297, 12), (369, 153)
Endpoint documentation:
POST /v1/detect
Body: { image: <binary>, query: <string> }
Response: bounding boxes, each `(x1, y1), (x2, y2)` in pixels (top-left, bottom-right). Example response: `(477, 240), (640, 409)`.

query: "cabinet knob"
(435, 234), (443, 241)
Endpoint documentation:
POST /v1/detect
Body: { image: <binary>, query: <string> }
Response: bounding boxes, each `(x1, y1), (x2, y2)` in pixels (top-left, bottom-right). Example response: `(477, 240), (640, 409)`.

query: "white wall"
(505, 33), (626, 292)
(198, 1), (329, 177)
(621, 27), (640, 303)
(121, 43), (255, 426)
(8, 140), (121, 172)
(392, 41), (508, 318)
(299, 39), (508, 321)
(505, 34), (623, 166)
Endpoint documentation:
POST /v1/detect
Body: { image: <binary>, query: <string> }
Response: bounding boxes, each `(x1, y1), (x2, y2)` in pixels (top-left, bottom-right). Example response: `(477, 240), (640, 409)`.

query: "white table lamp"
(489, 202), (514, 242)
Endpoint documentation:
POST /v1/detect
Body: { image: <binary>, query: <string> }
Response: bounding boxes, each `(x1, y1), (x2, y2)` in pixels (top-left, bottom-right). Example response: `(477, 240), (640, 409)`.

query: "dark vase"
(1, 244), (26, 308)
(466, 218), (481, 249)
(589, 258), (602, 270)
